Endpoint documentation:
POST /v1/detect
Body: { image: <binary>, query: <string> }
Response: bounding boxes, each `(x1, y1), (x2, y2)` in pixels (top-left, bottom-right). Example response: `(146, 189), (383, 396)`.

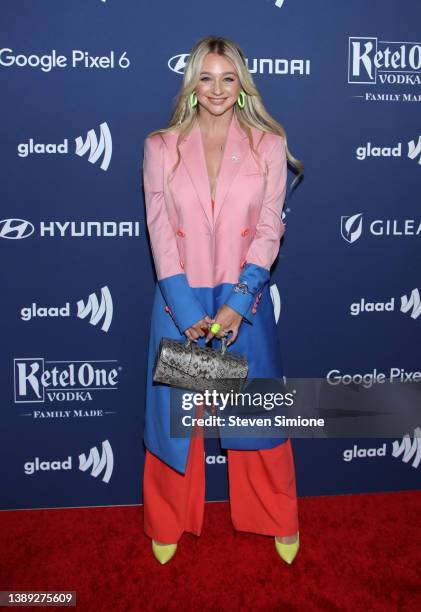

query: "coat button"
(241, 228), (249, 237)
(179, 259), (184, 269)
(176, 229), (185, 237)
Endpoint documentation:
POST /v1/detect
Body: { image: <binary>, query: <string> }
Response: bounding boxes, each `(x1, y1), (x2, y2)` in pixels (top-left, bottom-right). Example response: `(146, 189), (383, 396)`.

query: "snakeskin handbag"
(152, 336), (248, 394)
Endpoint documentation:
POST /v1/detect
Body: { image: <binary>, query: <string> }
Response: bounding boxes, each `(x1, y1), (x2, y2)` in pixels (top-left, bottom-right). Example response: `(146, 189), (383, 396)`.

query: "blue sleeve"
(223, 263), (270, 325)
(158, 274), (207, 334)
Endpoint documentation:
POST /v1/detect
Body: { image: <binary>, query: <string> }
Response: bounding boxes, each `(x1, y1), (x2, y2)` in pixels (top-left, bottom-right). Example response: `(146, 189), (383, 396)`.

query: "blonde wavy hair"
(148, 35), (304, 191)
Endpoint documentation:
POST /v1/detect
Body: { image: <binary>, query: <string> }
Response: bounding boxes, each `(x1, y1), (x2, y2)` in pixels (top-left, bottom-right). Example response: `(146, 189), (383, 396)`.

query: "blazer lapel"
(179, 112), (250, 230)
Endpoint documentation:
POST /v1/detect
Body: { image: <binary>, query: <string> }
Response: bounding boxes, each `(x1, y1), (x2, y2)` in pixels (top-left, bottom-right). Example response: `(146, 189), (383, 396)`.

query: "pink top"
(211, 198), (215, 211)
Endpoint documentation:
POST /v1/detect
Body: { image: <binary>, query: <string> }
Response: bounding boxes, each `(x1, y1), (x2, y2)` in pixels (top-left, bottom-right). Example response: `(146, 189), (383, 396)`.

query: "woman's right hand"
(184, 315), (213, 342)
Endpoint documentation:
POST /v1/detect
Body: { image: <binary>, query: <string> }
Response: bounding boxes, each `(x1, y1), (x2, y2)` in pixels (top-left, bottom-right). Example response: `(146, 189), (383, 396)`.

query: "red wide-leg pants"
(143, 410), (299, 544)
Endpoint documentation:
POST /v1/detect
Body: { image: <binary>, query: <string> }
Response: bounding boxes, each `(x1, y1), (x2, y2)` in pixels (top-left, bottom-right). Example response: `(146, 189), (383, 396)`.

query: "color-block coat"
(142, 111), (288, 474)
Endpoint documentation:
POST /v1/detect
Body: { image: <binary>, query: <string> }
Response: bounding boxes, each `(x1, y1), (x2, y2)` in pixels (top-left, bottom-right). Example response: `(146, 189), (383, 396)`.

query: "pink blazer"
(143, 111), (287, 333)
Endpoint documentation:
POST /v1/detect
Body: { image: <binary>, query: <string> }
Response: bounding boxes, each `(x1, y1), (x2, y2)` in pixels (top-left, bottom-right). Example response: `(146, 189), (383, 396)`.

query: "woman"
(142, 35), (304, 565)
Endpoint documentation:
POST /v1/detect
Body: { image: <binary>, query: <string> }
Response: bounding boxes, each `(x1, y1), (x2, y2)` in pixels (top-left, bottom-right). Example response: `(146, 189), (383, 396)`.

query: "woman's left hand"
(205, 304), (243, 346)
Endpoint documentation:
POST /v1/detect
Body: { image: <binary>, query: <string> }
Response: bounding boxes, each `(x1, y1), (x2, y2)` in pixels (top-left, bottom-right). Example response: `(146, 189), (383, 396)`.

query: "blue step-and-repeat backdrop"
(0, 0), (419, 510)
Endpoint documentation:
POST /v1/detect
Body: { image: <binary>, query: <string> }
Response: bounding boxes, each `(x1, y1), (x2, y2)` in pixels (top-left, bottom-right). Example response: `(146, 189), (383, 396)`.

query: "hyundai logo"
(168, 53), (190, 74)
(0, 218), (34, 239)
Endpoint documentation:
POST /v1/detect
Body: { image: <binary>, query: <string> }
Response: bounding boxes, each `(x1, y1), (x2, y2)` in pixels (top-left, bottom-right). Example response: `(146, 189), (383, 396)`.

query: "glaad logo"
(23, 440), (114, 483)
(168, 53), (310, 76)
(270, 284), (281, 323)
(408, 135), (421, 165)
(343, 432), (421, 468)
(79, 440), (114, 483)
(348, 36), (421, 103)
(401, 288), (421, 319)
(349, 288), (421, 320)
(343, 443), (386, 461)
(392, 427), (421, 469)
(14, 357), (120, 404)
(17, 122), (112, 171)
(75, 122), (112, 171)
(0, 219), (140, 239)
(20, 286), (113, 332)
(0, 218), (34, 239)
(77, 286), (113, 332)
(204, 453), (227, 465)
(355, 136), (421, 164)
(341, 213), (421, 243)
(356, 141), (401, 160)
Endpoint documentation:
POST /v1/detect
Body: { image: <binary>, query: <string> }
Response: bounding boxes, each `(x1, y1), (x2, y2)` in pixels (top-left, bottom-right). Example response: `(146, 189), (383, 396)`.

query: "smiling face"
(195, 52), (242, 116)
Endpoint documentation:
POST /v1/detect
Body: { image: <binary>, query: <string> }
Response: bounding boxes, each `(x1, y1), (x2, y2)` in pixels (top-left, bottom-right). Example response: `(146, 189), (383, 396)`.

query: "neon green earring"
(237, 89), (246, 108)
(189, 91), (198, 108)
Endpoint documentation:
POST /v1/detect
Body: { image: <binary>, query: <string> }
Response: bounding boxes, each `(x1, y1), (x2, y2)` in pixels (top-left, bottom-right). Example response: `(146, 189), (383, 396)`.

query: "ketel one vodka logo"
(20, 286), (113, 333)
(14, 358), (120, 403)
(17, 122), (112, 171)
(348, 36), (421, 86)
(24, 440), (114, 483)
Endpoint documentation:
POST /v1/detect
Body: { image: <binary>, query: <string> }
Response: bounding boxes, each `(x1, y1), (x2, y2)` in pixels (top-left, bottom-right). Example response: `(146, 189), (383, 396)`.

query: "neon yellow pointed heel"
(152, 540), (178, 565)
(274, 531), (300, 565)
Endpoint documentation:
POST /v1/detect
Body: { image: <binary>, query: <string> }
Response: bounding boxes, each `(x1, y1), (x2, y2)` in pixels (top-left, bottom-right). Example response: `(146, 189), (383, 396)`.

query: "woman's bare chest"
(201, 135), (226, 201)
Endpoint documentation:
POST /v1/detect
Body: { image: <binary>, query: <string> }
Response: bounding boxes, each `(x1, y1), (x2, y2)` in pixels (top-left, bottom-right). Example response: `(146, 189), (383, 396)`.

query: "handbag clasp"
(184, 335), (229, 354)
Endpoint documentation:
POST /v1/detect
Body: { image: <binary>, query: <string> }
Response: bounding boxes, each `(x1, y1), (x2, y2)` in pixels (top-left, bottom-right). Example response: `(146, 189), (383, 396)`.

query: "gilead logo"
(341, 213), (363, 243)
(341, 213), (421, 243)
(343, 443), (386, 461)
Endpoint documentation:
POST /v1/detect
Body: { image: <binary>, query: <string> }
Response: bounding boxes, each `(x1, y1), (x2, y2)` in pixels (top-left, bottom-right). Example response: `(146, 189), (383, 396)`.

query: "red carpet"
(0, 491), (420, 611)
